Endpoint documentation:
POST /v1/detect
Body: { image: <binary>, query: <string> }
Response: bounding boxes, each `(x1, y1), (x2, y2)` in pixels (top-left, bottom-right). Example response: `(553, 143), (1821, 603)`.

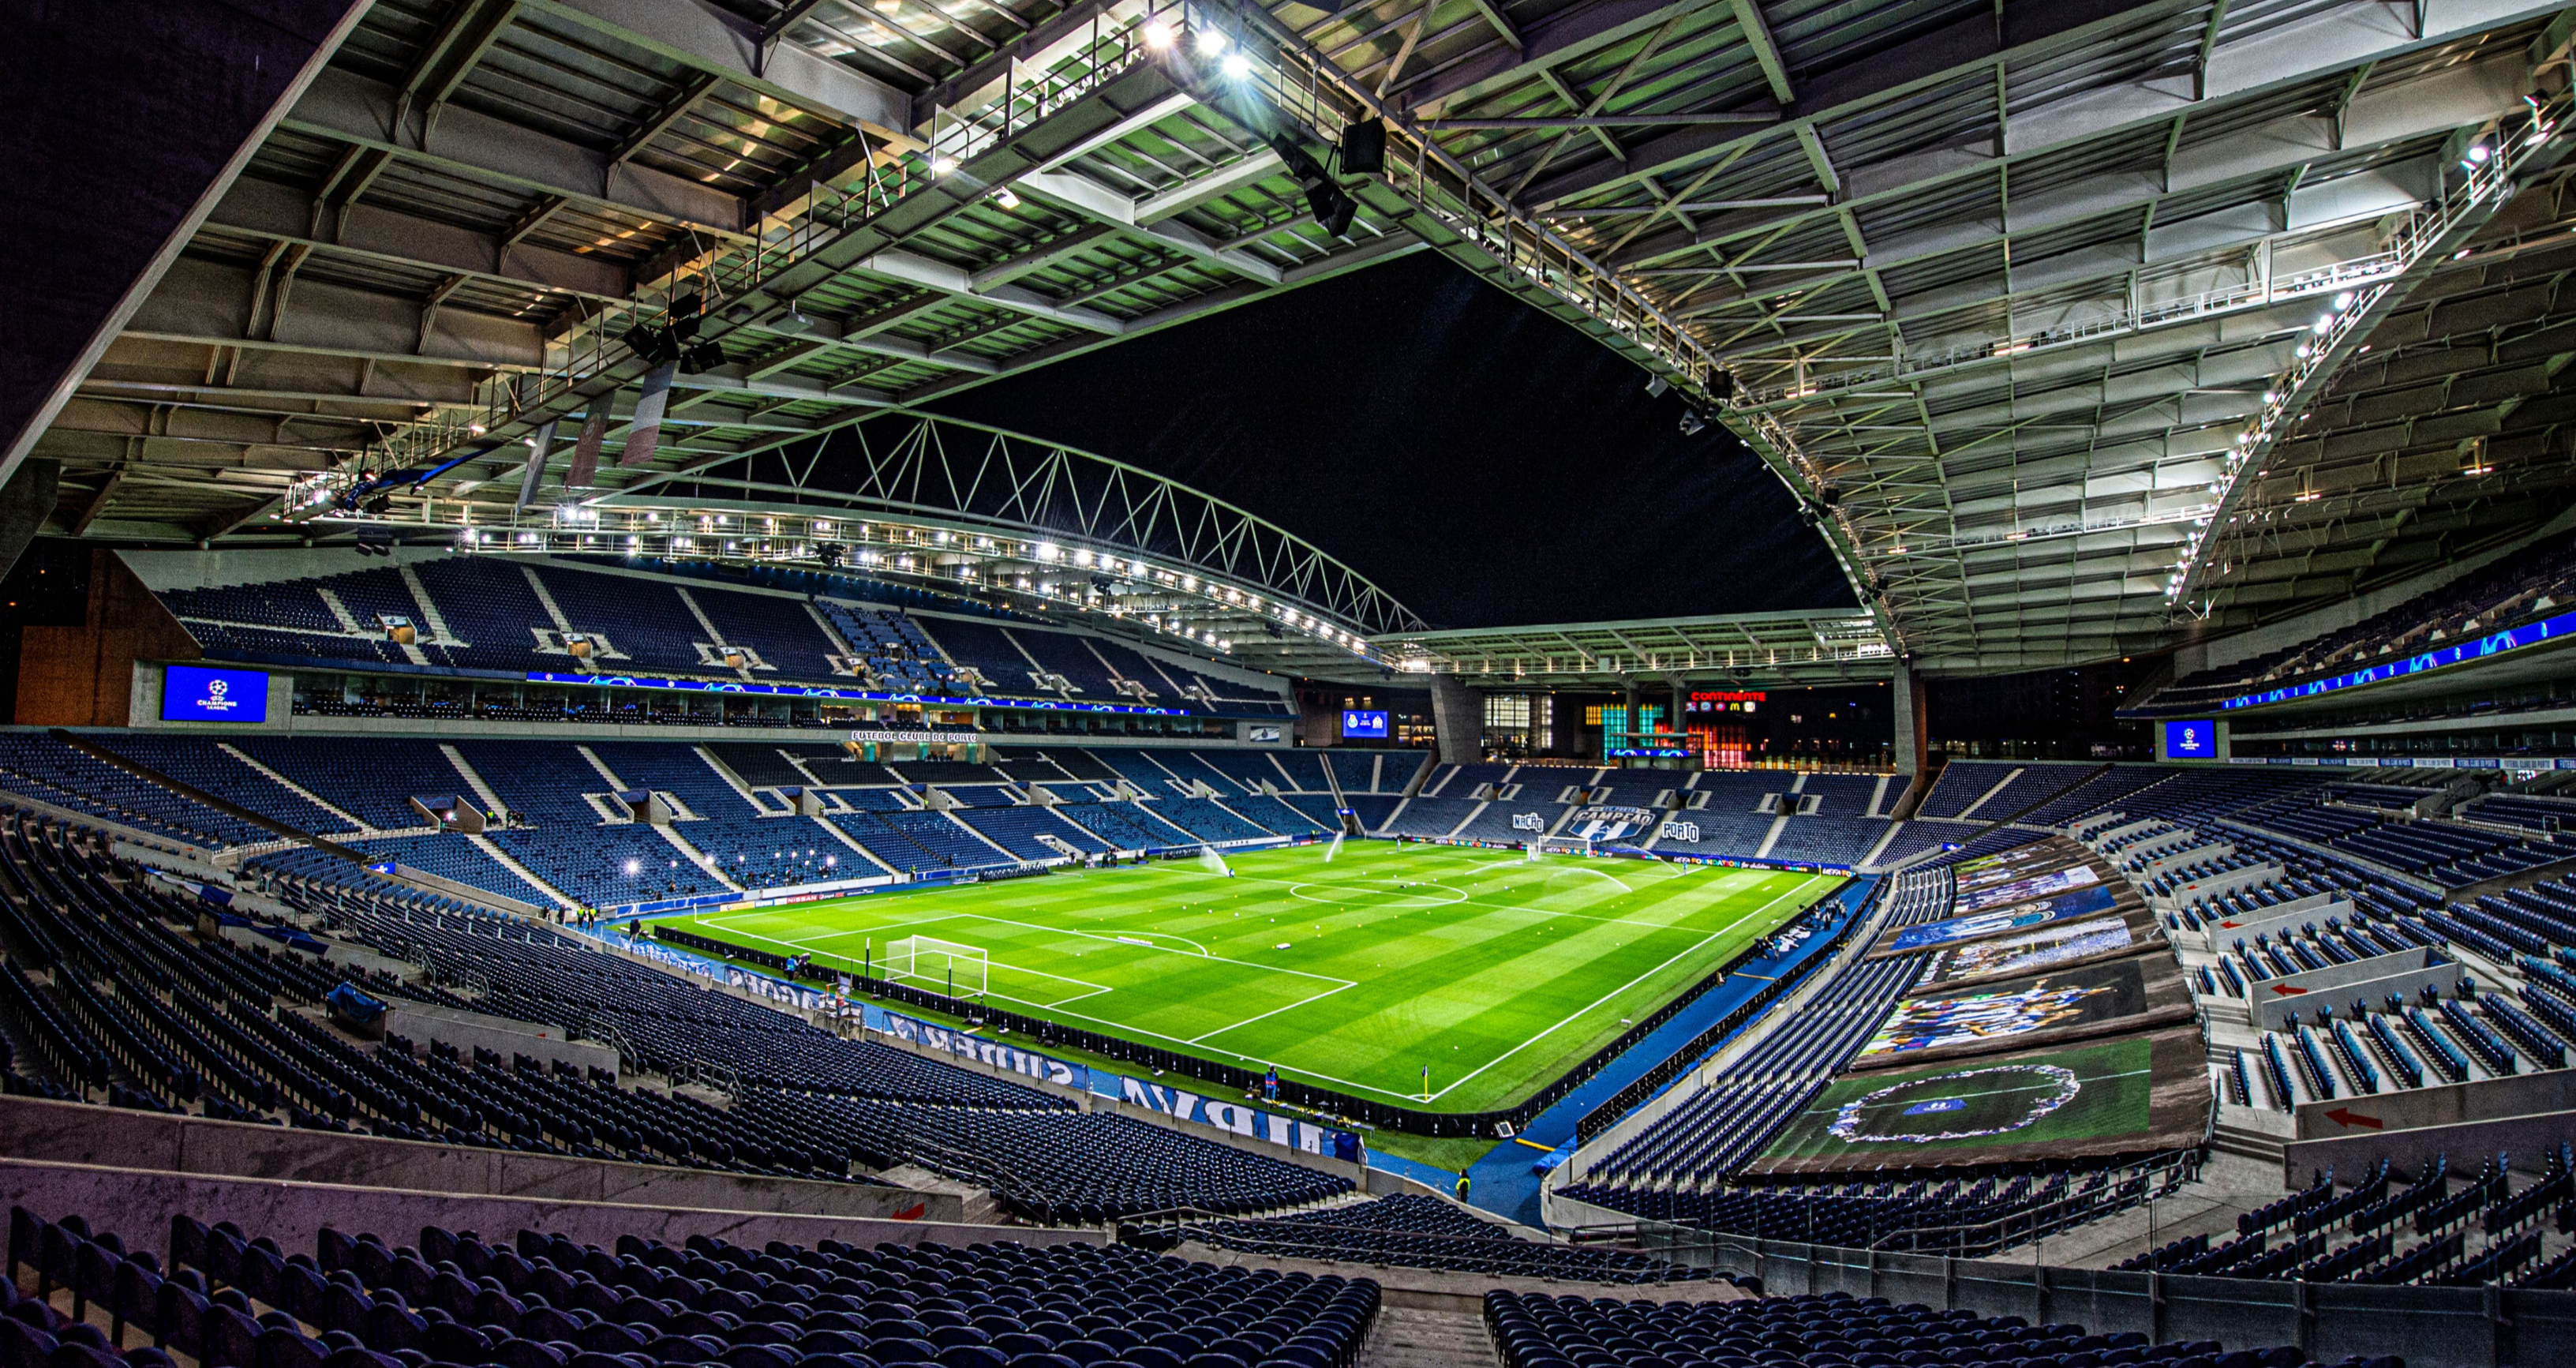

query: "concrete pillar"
(1428, 673), (1480, 766)
(0, 0), (372, 481)
(1893, 662), (1929, 775)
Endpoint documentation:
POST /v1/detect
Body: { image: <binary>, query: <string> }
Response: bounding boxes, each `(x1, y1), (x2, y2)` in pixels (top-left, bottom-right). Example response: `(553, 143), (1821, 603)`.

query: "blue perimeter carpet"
(1439, 874), (1879, 1227)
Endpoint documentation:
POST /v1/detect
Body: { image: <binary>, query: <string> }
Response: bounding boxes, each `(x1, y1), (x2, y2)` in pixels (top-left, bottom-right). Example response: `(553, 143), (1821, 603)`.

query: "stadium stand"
(1160, 1195), (1720, 1283)
(144, 558), (1297, 722)
(2144, 527), (2576, 713)
(915, 617), (1052, 696)
(1480, 1287), (2389, 1368)
(814, 601), (957, 691)
(5, 1202), (1395, 1368)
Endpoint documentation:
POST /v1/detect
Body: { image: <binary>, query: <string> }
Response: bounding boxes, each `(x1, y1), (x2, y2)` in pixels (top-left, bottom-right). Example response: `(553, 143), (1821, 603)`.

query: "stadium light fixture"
(1220, 51), (1252, 78)
(1140, 18), (1174, 48)
(1194, 28), (1227, 55)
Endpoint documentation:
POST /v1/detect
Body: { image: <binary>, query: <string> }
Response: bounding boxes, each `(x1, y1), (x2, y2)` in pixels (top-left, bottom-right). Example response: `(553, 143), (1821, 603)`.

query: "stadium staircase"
(1360, 1307), (1500, 1368)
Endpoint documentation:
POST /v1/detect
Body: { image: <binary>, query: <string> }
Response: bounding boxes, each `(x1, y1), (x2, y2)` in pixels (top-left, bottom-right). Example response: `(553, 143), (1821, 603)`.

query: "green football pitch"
(665, 843), (1837, 1112)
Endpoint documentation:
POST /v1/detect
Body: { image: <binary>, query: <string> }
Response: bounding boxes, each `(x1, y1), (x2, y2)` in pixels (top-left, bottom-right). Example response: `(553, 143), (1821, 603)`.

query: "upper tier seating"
(814, 600), (957, 691)
(683, 583), (844, 680)
(915, 619), (1049, 695)
(2146, 527), (2576, 711)
(530, 566), (707, 673)
(148, 558), (1293, 714)
(1005, 626), (1129, 699)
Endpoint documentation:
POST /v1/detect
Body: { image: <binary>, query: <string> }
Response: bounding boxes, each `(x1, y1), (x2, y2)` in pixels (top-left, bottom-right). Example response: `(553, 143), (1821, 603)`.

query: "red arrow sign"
(2267, 984), (2308, 995)
(2323, 1108), (2383, 1130)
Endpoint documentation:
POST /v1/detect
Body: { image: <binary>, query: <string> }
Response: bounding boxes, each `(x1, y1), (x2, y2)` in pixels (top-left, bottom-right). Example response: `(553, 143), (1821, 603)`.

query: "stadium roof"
(32, 0), (2576, 680)
(1380, 608), (1890, 687)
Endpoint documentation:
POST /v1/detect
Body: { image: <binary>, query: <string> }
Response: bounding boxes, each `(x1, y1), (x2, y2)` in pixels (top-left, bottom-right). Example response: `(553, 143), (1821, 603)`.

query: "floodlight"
(1140, 19), (1174, 48)
(1220, 51), (1251, 78)
(1194, 27), (1228, 54)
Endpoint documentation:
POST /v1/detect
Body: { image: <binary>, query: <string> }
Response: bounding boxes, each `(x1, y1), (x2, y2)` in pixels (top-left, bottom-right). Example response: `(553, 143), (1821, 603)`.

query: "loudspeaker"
(1340, 118), (1384, 174)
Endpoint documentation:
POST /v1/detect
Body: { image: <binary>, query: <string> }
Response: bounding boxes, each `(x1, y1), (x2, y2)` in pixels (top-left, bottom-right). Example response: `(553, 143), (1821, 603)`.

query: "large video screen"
(163, 664), (269, 724)
(2163, 718), (2216, 759)
(1341, 709), (1389, 739)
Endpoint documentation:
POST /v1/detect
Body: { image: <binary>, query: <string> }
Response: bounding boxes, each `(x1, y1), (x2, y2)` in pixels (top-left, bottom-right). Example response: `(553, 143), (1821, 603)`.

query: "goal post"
(886, 935), (989, 998)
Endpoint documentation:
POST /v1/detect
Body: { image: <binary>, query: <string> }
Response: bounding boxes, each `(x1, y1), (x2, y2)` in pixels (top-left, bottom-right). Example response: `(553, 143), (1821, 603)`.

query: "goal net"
(885, 936), (989, 998)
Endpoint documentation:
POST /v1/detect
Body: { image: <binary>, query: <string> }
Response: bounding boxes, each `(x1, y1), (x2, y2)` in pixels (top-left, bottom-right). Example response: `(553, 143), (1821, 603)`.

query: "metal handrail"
(2175, 89), (2572, 602)
(319, 7), (1168, 498)
(1202, 1), (1721, 393)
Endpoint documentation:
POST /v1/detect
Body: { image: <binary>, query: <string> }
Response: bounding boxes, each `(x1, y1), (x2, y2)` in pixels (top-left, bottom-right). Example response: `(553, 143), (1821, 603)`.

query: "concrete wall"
(18, 551), (204, 726)
(2284, 1110), (2576, 1183)
(1431, 674), (1480, 765)
(0, 1158), (1085, 1266)
(0, 1094), (957, 1223)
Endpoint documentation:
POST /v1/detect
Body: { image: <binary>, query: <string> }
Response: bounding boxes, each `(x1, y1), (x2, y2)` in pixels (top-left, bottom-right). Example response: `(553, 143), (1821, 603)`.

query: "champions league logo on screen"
(2164, 719), (2215, 758)
(163, 665), (269, 724)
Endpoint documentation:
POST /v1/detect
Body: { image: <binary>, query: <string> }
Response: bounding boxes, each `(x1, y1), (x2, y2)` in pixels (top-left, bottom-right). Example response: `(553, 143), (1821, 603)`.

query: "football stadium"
(13, 2), (2576, 1366)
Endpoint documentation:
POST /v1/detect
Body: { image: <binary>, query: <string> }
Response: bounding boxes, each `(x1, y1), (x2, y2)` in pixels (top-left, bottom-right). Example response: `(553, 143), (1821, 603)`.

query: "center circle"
(1287, 880), (1469, 908)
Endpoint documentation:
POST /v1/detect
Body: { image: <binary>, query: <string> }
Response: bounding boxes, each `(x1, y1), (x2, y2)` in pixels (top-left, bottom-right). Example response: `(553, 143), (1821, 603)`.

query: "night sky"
(927, 251), (1852, 630)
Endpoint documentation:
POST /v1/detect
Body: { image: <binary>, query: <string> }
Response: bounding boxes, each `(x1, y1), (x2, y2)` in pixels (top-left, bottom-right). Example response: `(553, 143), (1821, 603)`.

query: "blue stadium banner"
(880, 1009), (1087, 1089)
(2222, 605), (2576, 710)
(1114, 1074), (1354, 1158)
(523, 671), (1186, 714)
